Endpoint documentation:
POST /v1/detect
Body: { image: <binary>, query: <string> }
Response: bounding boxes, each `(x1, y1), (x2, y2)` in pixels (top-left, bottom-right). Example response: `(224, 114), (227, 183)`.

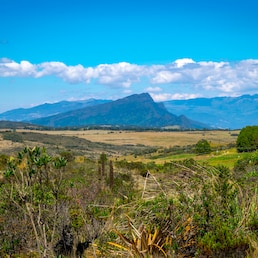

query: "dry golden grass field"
(0, 129), (240, 165)
(17, 129), (239, 148)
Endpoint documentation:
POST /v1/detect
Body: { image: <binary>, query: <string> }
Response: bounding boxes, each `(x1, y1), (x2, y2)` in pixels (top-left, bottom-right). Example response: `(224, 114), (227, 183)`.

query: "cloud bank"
(1, 58), (258, 100)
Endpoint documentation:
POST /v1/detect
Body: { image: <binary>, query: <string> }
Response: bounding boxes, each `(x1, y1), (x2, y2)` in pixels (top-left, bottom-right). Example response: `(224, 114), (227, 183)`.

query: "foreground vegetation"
(0, 129), (257, 257)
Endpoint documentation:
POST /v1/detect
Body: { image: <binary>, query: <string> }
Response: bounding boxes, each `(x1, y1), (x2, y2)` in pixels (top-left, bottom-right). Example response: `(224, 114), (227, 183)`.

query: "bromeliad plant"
(108, 215), (174, 257)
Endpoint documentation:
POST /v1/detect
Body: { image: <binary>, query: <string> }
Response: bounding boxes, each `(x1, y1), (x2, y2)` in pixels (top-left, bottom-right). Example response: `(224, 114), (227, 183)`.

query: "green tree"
(236, 125), (258, 152)
(195, 139), (211, 154)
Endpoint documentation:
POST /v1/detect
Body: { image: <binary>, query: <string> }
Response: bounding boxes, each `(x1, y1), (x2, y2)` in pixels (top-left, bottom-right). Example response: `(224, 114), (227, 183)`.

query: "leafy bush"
(1, 146), (68, 256)
(59, 150), (75, 162)
(195, 139), (211, 154)
(237, 125), (258, 152)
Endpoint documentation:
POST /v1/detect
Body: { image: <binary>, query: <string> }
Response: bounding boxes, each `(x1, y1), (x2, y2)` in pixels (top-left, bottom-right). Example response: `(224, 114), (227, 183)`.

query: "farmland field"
(1, 129), (241, 168)
(17, 129), (239, 148)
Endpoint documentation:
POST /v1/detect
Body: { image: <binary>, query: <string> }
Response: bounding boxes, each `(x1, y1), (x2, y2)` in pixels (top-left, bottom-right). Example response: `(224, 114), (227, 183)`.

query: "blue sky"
(0, 0), (258, 112)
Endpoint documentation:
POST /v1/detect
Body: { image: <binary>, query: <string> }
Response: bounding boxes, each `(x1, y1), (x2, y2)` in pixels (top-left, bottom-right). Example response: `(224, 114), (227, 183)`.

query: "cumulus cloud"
(1, 58), (258, 98)
(149, 59), (258, 96)
(95, 62), (143, 87)
(0, 59), (37, 77)
(174, 58), (195, 68)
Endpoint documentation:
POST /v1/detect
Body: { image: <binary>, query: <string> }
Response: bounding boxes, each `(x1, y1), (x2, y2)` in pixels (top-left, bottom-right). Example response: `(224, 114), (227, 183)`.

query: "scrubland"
(0, 129), (257, 257)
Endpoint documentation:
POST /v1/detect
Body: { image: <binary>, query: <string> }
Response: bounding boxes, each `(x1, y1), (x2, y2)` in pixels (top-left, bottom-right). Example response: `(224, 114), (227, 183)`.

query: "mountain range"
(0, 93), (257, 129)
(0, 93), (207, 130)
(163, 94), (258, 129)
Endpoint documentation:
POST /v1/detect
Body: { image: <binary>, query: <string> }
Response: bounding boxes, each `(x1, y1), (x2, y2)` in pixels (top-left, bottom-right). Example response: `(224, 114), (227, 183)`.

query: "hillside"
(31, 93), (208, 129)
(163, 94), (258, 129)
(0, 120), (39, 129)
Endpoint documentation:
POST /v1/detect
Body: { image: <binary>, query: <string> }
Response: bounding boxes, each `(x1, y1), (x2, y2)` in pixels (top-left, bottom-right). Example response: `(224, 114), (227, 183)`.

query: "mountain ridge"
(29, 93), (207, 129)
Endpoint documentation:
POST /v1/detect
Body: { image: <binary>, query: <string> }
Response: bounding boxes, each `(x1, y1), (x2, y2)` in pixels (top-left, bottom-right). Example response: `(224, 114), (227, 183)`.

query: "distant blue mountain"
(163, 94), (258, 129)
(0, 99), (111, 122)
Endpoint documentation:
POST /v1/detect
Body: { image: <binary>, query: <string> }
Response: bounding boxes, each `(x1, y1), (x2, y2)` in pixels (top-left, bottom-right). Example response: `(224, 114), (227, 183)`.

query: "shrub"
(1, 146), (68, 256)
(236, 125), (258, 152)
(0, 154), (8, 170)
(59, 150), (75, 162)
(2, 132), (23, 143)
(195, 139), (211, 154)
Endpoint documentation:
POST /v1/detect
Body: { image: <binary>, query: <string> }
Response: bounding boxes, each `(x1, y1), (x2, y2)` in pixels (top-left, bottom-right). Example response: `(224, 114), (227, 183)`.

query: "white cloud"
(145, 86), (162, 92)
(174, 58), (195, 68)
(1, 58), (258, 97)
(37, 61), (144, 86)
(151, 71), (182, 84)
(149, 59), (258, 96)
(95, 62), (143, 87)
(37, 61), (66, 76)
(0, 59), (37, 77)
(150, 93), (201, 102)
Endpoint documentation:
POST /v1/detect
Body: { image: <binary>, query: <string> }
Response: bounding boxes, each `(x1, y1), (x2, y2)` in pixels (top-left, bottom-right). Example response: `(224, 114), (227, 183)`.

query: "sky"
(0, 0), (258, 113)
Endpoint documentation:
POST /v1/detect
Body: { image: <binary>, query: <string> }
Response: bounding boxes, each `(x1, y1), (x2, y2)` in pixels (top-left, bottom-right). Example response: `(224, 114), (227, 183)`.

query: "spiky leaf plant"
(108, 215), (174, 257)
